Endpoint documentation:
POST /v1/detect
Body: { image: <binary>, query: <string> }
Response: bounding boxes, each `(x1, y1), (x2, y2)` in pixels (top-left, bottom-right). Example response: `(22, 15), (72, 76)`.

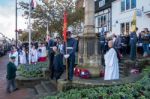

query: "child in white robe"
(31, 46), (38, 64)
(19, 47), (26, 64)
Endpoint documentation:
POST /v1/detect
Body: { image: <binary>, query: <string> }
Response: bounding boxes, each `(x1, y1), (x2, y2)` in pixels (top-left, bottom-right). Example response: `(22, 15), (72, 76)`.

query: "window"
(126, 0), (130, 10)
(99, 0), (105, 8)
(121, 23), (125, 34)
(120, 22), (131, 35)
(97, 14), (107, 27)
(131, 0), (136, 9)
(121, 0), (125, 12)
(98, 17), (101, 27)
(126, 22), (130, 34)
(121, 0), (136, 12)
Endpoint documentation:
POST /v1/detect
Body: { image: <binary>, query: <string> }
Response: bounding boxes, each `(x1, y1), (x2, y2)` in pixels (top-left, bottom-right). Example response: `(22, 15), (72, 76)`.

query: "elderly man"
(104, 40), (119, 80)
(48, 37), (56, 79)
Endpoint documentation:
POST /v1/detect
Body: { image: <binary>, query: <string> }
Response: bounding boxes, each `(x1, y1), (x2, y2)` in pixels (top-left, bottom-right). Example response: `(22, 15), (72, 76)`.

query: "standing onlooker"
(114, 35), (122, 62)
(99, 31), (106, 67)
(6, 56), (18, 93)
(48, 37), (56, 79)
(142, 28), (150, 57)
(52, 46), (64, 80)
(129, 28), (138, 60)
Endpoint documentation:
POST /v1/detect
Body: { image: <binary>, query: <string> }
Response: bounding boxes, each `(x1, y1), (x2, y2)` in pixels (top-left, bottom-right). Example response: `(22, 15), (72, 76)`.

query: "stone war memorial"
(15, 0), (150, 99)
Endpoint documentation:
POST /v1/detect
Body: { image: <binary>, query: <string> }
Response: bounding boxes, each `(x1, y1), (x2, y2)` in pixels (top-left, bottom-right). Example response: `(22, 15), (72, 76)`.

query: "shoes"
(68, 79), (73, 82)
(13, 88), (19, 92)
(63, 79), (73, 82)
(6, 90), (11, 94)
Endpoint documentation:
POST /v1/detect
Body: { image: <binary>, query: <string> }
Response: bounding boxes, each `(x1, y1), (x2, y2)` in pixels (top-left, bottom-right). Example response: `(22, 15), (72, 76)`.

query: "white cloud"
(0, 3), (27, 39)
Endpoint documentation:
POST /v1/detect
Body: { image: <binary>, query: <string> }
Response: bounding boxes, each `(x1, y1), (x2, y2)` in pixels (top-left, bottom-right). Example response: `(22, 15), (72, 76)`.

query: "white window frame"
(120, 22), (131, 35)
(121, 0), (136, 12)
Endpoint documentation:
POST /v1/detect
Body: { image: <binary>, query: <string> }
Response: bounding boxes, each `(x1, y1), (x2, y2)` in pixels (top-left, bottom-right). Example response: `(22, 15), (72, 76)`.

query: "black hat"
(10, 56), (16, 59)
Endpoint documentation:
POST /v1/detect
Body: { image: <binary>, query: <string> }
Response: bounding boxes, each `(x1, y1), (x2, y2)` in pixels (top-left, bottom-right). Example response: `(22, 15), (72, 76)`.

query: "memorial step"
(35, 84), (47, 95)
(41, 81), (57, 94)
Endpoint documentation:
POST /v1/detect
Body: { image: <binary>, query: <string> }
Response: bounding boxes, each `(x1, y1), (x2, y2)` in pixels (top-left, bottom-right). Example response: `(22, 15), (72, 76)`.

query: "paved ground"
(0, 55), (31, 99)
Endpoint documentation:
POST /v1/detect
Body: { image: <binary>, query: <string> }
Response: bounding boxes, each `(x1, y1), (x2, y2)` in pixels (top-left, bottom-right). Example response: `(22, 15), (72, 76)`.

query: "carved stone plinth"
(77, 0), (102, 77)
(78, 34), (102, 77)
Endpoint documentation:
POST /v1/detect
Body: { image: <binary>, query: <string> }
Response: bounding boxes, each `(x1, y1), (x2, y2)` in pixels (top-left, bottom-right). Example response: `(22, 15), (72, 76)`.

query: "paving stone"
(35, 84), (47, 95)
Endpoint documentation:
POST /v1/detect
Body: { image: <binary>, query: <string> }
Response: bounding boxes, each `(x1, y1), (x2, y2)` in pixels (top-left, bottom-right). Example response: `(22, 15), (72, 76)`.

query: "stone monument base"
(78, 33), (101, 77)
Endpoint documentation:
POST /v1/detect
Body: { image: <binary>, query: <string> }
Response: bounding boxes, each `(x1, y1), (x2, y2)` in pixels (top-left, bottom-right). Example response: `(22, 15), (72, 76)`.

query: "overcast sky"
(0, 0), (28, 39)
(0, 0), (76, 39)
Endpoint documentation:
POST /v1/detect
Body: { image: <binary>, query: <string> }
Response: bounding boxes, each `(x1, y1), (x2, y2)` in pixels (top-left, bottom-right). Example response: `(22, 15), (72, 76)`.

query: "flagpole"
(64, 9), (68, 81)
(65, 41), (68, 80)
(28, 0), (31, 64)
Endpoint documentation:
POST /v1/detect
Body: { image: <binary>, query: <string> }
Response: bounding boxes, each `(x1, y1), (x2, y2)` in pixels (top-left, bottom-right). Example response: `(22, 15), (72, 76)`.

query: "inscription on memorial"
(87, 39), (95, 57)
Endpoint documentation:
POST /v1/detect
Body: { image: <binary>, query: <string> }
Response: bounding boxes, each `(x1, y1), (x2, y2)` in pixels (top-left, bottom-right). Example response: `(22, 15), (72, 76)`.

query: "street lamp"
(15, 0), (18, 47)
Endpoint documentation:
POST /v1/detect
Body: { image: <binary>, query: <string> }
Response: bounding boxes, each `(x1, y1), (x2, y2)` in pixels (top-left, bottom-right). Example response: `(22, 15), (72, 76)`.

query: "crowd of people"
(6, 28), (150, 93)
(8, 43), (47, 67)
(101, 27), (150, 80)
(100, 28), (150, 64)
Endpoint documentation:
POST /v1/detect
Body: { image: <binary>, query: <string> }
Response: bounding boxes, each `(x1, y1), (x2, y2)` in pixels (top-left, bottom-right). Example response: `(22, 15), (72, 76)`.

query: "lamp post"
(15, 0), (18, 47)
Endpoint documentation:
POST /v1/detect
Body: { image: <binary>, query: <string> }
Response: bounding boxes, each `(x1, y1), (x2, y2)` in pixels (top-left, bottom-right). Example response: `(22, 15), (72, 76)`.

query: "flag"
(131, 11), (136, 32)
(31, 0), (37, 9)
(63, 11), (67, 42)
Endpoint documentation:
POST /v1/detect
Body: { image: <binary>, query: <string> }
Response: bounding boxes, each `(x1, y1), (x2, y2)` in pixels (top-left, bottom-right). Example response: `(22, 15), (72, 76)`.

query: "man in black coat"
(48, 38), (56, 79)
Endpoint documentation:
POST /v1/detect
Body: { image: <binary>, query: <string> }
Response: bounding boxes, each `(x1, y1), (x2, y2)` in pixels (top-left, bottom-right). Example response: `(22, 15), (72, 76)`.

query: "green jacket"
(6, 62), (17, 80)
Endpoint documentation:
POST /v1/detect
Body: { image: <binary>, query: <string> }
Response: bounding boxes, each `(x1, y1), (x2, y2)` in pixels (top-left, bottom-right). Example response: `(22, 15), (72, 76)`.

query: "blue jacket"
(63, 38), (77, 56)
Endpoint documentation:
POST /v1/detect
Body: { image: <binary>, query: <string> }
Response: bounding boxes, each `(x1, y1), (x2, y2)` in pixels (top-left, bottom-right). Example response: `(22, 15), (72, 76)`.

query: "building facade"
(95, 0), (115, 33)
(112, 0), (150, 35)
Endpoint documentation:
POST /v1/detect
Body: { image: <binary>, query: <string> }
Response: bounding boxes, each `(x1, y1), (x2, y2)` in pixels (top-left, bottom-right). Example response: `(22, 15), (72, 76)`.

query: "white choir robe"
(9, 51), (19, 66)
(31, 49), (38, 63)
(104, 48), (119, 80)
(41, 46), (47, 57)
(19, 50), (26, 64)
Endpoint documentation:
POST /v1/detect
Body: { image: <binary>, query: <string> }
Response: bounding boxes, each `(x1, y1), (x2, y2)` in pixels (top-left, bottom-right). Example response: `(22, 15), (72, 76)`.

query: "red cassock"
(38, 57), (47, 62)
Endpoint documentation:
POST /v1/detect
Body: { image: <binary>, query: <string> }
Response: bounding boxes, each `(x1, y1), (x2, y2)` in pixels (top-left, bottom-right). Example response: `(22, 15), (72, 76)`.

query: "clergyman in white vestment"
(104, 40), (119, 80)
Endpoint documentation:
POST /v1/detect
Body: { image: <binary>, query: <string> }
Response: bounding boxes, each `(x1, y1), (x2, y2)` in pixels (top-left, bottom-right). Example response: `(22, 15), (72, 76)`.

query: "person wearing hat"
(63, 31), (77, 81)
(64, 31), (77, 81)
(6, 56), (18, 93)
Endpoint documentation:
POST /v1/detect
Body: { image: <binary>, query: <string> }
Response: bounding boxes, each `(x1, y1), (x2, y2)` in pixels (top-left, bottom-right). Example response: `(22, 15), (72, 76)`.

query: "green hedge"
(17, 62), (48, 78)
(44, 66), (150, 99)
